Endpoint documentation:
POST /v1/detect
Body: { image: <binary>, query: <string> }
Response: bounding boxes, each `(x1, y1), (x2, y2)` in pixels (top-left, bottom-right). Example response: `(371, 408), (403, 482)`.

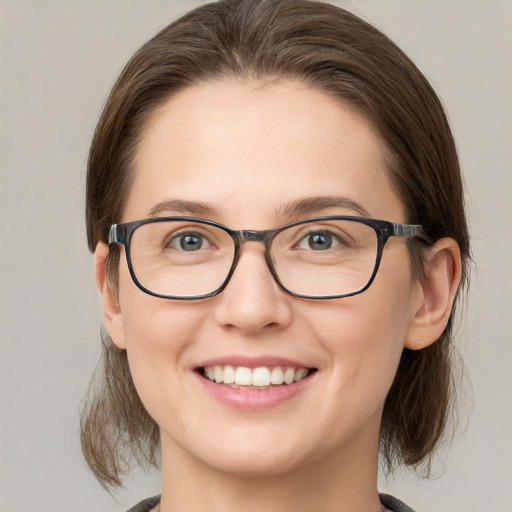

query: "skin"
(95, 80), (461, 512)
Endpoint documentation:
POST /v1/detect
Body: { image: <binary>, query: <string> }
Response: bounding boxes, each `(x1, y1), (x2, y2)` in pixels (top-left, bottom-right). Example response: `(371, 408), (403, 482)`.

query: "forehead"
(125, 79), (403, 226)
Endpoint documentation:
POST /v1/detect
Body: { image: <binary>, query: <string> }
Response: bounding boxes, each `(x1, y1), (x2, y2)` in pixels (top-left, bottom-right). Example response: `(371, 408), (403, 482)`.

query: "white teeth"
(294, 368), (308, 382)
(283, 367), (295, 385)
(223, 365), (235, 384)
(214, 365), (223, 383)
(234, 366), (252, 386)
(270, 367), (284, 385)
(252, 367), (271, 387)
(203, 365), (310, 388)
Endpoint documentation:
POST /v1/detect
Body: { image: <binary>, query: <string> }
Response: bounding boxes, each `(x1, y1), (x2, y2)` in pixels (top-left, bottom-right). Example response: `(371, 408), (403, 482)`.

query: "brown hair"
(82, 0), (470, 490)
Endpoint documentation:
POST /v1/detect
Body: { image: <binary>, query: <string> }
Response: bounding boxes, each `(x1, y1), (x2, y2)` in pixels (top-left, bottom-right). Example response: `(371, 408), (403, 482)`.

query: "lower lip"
(195, 372), (314, 410)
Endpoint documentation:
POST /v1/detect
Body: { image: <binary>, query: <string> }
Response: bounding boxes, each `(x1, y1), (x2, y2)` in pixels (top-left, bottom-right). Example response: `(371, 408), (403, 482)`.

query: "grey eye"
(172, 232), (207, 251)
(298, 231), (339, 250)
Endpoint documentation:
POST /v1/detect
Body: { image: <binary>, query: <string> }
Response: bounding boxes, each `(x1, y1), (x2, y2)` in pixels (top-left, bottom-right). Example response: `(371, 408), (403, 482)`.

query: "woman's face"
(105, 80), (424, 476)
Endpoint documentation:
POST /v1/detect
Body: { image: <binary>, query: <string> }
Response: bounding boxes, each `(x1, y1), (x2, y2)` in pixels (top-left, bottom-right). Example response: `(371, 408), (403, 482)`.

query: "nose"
(213, 243), (293, 335)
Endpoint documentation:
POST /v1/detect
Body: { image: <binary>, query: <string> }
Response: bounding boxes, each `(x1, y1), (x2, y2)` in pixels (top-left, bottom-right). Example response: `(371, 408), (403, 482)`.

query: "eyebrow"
(280, 196), (370, 218)
(148, 199), (217, 217)
(147, 195), (370, 220)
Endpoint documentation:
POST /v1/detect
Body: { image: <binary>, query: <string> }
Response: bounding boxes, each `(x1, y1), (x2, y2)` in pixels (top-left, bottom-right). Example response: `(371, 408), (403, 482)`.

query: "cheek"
(310, 298), (406, 376)
(119, 302), (210, 436)
(307, 257), (415, 395)
(121, 298), (202, 372)
(116, 274), (202, 403)
(117, 259), (202, 350)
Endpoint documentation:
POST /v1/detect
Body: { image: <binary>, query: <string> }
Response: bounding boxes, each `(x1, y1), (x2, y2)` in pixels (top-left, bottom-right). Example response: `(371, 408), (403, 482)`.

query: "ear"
(405, 238), (462, 350)
(94, 242), (126, 350)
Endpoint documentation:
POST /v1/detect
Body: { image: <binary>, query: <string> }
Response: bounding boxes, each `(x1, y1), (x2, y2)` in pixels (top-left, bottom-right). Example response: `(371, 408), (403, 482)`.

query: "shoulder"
(126, 495), (161, 512)
(380, 493), (416, 512)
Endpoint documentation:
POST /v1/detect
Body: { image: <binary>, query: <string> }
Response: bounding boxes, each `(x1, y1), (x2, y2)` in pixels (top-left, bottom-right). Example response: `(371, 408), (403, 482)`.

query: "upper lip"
(196, 355), (315, 369)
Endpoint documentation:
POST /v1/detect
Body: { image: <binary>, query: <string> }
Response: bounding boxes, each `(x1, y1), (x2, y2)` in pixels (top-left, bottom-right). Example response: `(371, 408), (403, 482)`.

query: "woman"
(81, 0), (470, 511)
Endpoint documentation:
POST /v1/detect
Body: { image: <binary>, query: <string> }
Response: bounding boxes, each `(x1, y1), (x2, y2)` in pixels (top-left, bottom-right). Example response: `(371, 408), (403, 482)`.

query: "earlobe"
(94, 242), (126, 350)
(405, 238), (462, 350)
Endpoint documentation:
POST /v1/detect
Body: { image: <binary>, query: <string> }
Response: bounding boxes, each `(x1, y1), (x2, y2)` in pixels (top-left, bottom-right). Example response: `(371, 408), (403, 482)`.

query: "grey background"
(1, 1), (511, 511)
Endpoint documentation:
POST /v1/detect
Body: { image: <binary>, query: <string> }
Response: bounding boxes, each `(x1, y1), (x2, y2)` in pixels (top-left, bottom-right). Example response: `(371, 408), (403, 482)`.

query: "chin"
(204, 450), (308, 478)
(185, 428), (322, 478)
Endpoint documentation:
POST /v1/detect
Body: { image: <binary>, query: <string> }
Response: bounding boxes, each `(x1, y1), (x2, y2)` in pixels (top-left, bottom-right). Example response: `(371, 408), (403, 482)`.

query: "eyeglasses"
(108, 216), (424, 300)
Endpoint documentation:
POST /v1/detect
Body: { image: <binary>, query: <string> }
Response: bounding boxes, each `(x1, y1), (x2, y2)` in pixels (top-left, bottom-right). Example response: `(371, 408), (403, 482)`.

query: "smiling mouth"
(199, 365), (317, 389)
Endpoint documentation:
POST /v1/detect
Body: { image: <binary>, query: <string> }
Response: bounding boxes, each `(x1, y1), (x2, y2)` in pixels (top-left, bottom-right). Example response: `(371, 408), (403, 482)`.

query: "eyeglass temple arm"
(108, 224), (119, 244)
(391, 223), (424, 238)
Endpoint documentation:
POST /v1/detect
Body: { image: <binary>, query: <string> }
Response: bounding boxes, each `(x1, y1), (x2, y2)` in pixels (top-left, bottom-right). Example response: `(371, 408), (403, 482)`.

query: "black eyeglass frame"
(108, 216), (425, 300)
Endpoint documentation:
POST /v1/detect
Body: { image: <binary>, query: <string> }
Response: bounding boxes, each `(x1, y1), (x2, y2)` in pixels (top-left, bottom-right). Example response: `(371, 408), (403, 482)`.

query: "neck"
(159, 431), (384, 512)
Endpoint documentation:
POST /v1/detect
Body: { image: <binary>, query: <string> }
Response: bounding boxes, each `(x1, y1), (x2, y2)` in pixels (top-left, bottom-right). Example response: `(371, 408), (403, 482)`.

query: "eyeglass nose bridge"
(238, 229), (269, 243)
(225, 228), (280, 288)
(234, 228), (278, 258)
